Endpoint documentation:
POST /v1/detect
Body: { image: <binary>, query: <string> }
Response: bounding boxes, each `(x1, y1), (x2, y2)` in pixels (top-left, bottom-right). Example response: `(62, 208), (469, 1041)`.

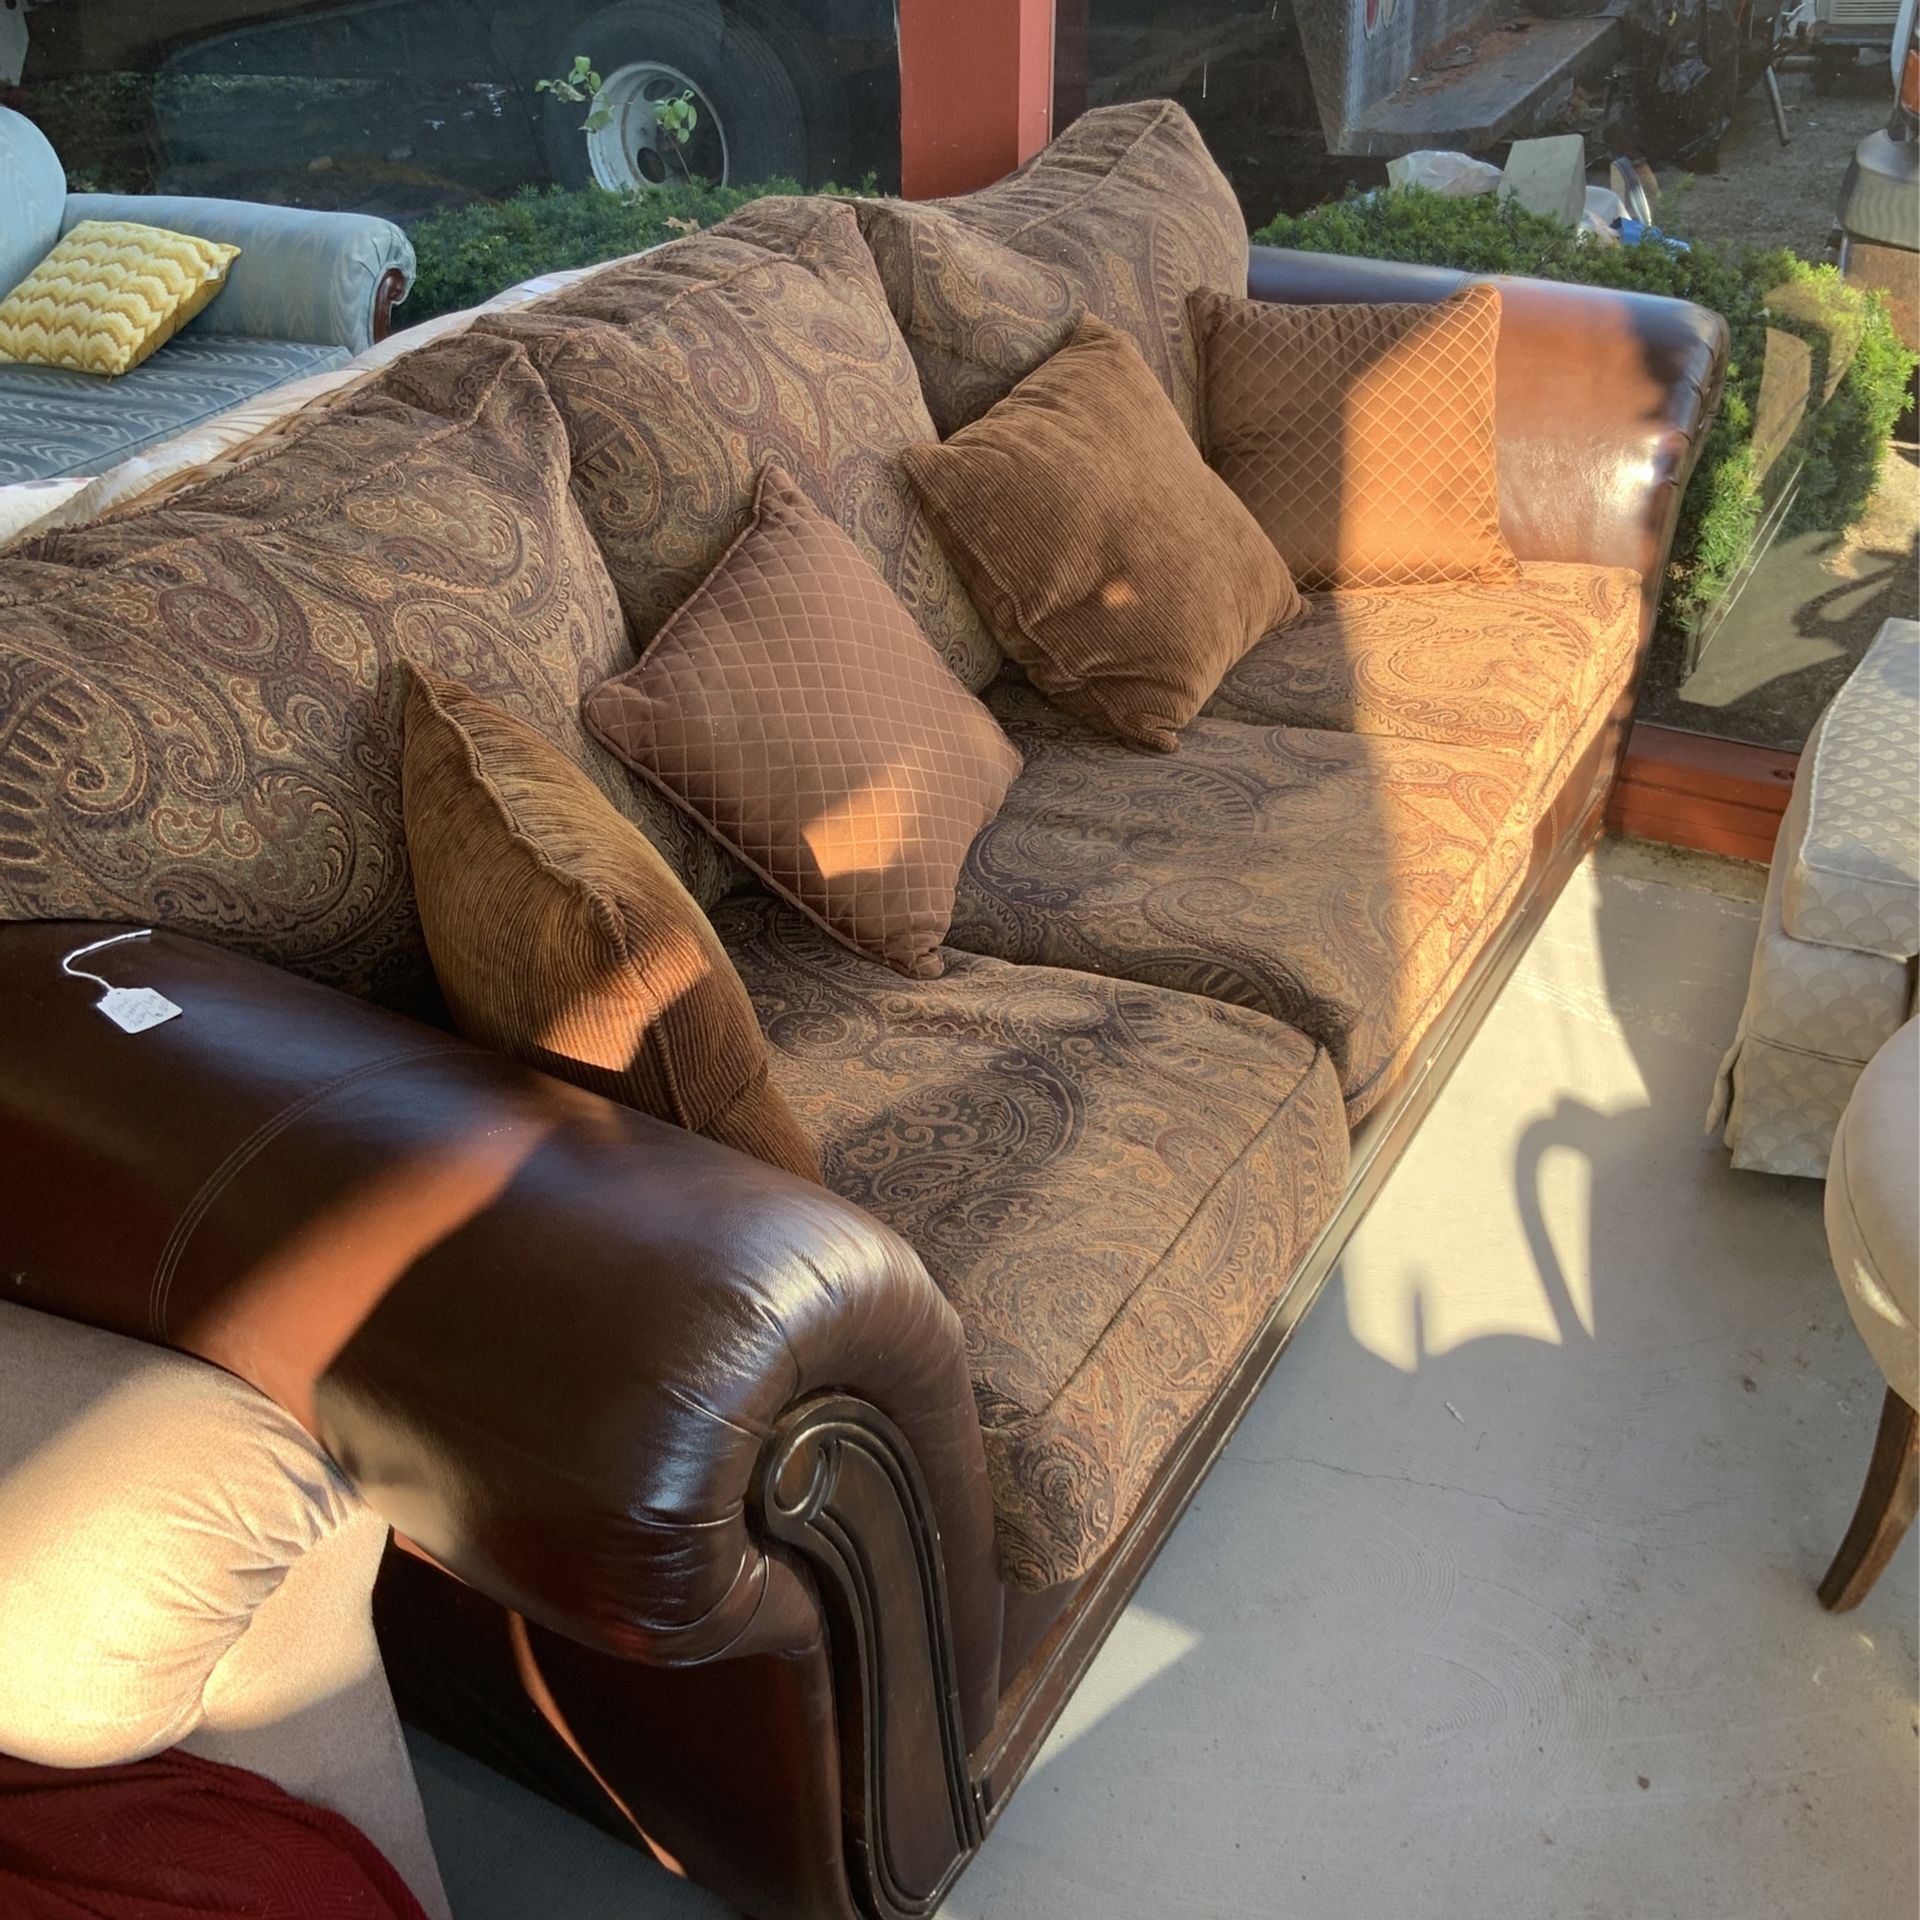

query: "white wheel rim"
(583, 60), (729, 190)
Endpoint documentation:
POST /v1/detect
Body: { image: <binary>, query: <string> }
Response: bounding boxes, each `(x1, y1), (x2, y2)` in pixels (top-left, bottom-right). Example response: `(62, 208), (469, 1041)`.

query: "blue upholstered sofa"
(0, 108), (415, 484)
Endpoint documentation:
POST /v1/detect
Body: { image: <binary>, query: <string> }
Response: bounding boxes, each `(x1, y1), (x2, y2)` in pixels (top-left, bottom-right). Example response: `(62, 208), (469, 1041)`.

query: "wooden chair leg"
(1819, 1387), (1920, 1612)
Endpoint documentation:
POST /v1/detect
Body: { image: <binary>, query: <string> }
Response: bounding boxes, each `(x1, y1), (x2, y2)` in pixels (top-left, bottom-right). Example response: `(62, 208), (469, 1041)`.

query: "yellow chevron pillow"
(0, 220), (240, 378)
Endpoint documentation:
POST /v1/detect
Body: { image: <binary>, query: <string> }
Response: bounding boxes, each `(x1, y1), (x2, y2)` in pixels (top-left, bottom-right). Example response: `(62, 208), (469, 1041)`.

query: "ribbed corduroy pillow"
(401, 666), (820, 1182)
(901, 316), (1301, 752)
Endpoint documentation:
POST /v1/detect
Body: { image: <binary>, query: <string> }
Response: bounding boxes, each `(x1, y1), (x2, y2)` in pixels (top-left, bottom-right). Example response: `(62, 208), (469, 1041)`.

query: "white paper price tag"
(95, 985), (182, 1034)
(61, 930), (185, 1036)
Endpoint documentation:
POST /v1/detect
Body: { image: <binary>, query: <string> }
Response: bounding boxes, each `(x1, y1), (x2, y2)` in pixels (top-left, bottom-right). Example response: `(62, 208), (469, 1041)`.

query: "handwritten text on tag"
(96, 986), (183, 1034)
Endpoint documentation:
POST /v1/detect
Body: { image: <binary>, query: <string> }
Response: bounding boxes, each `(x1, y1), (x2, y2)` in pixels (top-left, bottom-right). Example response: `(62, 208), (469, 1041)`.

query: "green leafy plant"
(535, 55), (612, 135)
(536, 56), (701, 182)
(654, 89), (699, 150)
(1252, 190), (1917, 639)
(402, 178), (880, 326)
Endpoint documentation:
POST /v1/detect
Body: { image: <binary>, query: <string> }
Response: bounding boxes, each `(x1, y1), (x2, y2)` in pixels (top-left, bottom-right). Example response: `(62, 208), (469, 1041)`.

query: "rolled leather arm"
(0, 923), (997, 1679)
(63, 194), (415, 351)
(1246, 245), (1729, 592)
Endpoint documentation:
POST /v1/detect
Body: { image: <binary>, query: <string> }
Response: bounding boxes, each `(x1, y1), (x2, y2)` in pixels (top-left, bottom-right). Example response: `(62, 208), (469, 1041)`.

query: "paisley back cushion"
(849, 198), (1083, 437)
(915, 99), (1249, 441)
(0, 329), (724, 1007)
(479, 198), (1004, 694)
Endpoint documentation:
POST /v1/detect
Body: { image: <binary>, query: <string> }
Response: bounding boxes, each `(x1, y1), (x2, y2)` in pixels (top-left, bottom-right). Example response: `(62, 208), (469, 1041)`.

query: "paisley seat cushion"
(948, 683), (1535, 1121)
(1201, 562), (1643, 806)
(716, 893), (1347, 1590)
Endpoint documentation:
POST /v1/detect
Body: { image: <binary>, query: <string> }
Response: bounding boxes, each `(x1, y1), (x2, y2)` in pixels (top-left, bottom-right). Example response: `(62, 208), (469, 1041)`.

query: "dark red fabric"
(0, 1748), (431, 1920)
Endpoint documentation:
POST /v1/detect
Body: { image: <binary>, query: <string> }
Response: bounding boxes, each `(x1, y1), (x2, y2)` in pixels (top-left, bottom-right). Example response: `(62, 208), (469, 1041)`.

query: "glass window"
(10, 3), (899, 219)
(1055, 1), (1919, 756)
(1055, 0), (1337, 231)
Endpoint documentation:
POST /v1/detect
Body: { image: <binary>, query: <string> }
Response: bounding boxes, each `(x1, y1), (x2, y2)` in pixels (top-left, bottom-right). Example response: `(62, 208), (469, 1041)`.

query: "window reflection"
(5, 1), (902, 218)
(1056, 0), (1356, 230)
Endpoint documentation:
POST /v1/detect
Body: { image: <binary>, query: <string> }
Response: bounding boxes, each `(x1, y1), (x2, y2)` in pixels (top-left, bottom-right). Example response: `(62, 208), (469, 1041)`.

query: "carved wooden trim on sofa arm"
(372, 266), (408, 343)
(755, 1395), (985, 1920)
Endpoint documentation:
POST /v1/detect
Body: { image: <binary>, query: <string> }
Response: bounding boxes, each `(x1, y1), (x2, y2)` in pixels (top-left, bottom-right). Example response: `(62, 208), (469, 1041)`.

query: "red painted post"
(898, 0), (1055, 200)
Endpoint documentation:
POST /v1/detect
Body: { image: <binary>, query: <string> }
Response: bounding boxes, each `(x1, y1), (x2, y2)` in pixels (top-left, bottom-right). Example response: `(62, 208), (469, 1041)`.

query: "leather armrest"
(1246, 245), (1730, 593)
(0, 923), (997, 1678)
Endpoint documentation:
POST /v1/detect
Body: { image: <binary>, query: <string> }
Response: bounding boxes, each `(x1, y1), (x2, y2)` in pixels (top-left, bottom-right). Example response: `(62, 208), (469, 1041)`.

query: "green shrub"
(1770, 257), (1916, 538)
(401, 179), (809, 326)
(1252, 191), (1917, 637)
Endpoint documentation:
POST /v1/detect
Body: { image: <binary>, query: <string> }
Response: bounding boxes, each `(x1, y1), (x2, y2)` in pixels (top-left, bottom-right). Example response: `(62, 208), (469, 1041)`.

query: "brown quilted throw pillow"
(584, 466), (1022, 980)
(920, 99), (1249, 440)
(901, 316), (1301, 754)
(478, 197), (1003, 693)
(403, 667), (820, 1182)
(0, 330), (692, 1009)
(850, 198), (1083, 437)
(1190, 282), (1520, 591)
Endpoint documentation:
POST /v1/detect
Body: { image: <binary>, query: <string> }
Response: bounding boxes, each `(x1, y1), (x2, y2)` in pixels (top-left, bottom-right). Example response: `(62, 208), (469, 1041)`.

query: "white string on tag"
(60, 929), (183, 1034)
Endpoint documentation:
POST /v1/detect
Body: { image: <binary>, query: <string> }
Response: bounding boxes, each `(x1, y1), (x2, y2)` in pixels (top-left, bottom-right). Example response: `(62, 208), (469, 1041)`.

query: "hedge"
(400, 179), (813, 326)
(1252, 190), (1916, 638)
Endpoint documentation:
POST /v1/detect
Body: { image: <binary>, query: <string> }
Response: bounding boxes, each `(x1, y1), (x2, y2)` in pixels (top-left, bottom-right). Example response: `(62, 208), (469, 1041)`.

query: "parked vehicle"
(1788, 0), (1907, 91)
(1835, 0), (1919, 350)
(7, 0), (891, 209)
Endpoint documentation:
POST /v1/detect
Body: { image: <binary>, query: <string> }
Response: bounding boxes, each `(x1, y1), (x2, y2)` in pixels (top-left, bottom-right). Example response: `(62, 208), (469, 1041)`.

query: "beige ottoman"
(1711, 618), (1919, 1177)
(1818, 1016), (1920, 1610)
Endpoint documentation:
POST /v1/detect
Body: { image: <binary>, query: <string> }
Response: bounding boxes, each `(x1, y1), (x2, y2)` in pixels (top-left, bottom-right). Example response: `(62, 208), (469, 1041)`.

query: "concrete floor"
(408, 842), (1919, 1920)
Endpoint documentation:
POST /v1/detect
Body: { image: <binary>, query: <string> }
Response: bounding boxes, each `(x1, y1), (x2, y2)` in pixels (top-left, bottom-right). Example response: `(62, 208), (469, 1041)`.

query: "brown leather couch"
(0, 105), (1725, 1920)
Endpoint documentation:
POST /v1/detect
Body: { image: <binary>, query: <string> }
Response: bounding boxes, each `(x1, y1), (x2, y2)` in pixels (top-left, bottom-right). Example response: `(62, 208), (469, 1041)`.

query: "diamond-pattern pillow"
(583, 467), (1023, 980)
(1190, 283), (1520, 591)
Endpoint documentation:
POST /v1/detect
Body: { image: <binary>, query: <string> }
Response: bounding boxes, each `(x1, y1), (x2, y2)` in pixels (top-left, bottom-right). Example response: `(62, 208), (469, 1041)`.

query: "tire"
(737, 1), (852, 184)
(541, 0), (808, 192)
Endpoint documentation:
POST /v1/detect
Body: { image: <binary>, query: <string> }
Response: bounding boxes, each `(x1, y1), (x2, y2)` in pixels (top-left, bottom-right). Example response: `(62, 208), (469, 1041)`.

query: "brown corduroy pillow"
(1190, 282), (1520, 592)
(900, 316), (1301, 753)
(583, 466), (1023, 981)
(401, 665), (820, 1182)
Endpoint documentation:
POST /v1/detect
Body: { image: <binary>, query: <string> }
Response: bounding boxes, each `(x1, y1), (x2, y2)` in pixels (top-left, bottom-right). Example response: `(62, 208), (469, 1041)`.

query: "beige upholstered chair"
(1818, 1016), (1920, 1610)
(1711, 617), (1919, 1177)
(0, 1300), (450, 1917)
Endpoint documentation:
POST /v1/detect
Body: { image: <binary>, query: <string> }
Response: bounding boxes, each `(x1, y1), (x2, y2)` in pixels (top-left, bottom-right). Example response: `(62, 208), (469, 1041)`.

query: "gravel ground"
(1655, 56), (1892, 258)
